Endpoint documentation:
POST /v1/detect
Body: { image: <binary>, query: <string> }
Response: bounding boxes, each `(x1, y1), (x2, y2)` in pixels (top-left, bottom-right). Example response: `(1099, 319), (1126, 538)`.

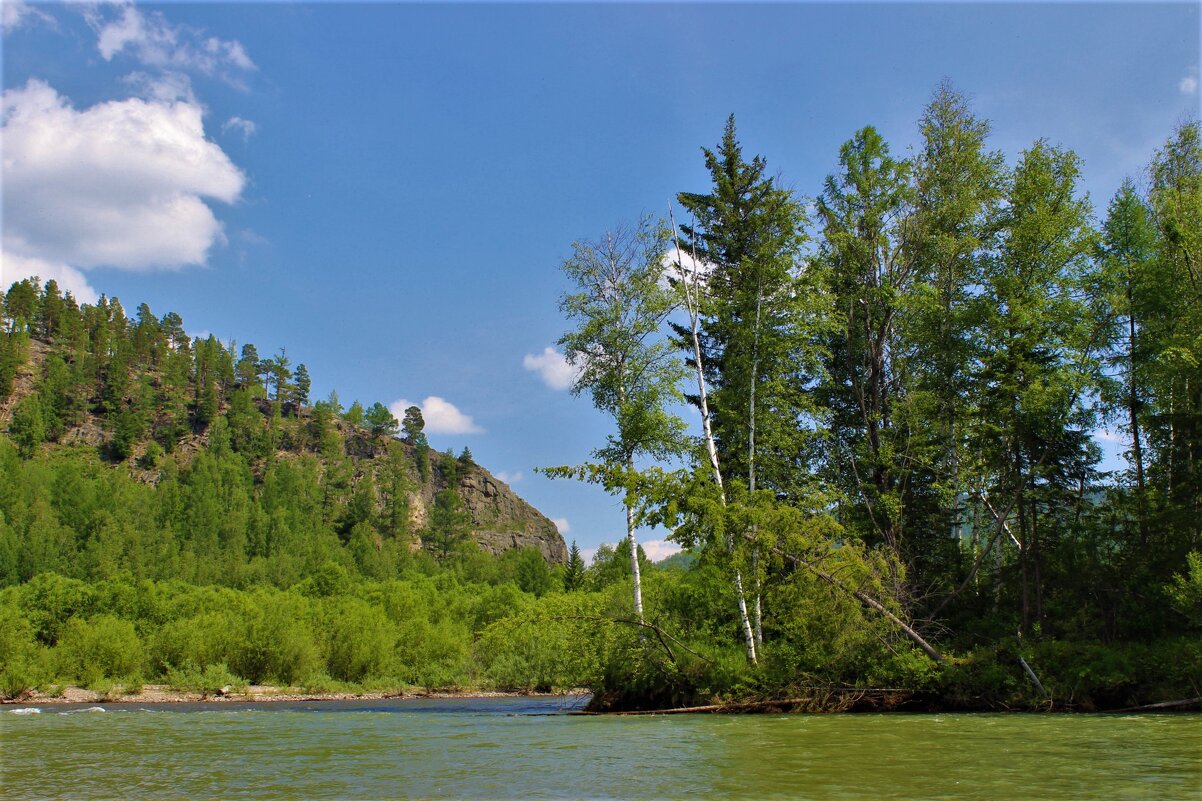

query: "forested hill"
(0, 280), (566, 588)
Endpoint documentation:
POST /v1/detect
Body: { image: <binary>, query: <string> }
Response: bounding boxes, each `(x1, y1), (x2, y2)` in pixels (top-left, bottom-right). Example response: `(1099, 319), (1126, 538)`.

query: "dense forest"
(1, 84), (1200, 711)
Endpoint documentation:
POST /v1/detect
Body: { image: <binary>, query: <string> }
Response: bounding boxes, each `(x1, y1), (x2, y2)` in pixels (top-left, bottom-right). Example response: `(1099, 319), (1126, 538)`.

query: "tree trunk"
(1126, 278), (1148, 543)
(626, 455), (645, 623)
(670, 210), (758, 665)
(749, 286), (764, 646)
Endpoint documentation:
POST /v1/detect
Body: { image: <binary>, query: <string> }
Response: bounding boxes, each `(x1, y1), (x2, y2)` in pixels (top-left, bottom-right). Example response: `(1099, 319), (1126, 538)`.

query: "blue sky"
(2, 1), (1199, 561)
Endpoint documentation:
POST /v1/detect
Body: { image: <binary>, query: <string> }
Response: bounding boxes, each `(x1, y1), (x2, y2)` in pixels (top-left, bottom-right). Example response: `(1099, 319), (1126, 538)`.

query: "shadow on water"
(5, 693), (592, 716)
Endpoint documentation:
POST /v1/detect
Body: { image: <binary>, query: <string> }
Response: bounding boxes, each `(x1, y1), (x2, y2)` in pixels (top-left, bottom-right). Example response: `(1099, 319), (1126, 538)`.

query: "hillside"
(0, 279), (566, 583)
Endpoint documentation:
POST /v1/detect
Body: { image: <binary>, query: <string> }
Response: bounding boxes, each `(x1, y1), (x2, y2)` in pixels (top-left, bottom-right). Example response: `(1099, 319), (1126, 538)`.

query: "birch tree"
(554, 217), (687, 623)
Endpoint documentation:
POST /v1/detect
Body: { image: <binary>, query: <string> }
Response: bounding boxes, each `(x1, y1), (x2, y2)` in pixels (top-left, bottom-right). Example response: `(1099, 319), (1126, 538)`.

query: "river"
(2, 697), (1199, 800)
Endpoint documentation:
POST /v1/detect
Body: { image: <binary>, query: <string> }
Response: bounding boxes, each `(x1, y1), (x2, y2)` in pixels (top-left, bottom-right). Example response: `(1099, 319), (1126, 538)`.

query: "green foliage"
(1167, 551), (1202, 626)
(512, 546), (557, 597)
(11, 394), (45, 458)
(0, 600), (47, 698)
(53, 615), (143, 686)
(1, 104), (1199, 710)
(343, 400), (365, 427)
(165, 661), (247, 695)
(365, 402), (399, 438)
(233, 591), (320, 685)
(563, 541), (586, 591)
(401, 405), (427, 445)
(425, 489), (472, 563)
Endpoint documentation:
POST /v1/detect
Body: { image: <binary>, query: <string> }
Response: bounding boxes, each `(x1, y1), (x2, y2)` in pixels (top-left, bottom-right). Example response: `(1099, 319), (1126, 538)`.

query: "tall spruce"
(676, 116), (819, 645)
(1146, 122), (1202, 550)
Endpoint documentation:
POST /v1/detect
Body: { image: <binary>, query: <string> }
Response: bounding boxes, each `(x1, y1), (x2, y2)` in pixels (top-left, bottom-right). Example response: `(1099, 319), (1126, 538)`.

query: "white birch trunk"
(626, 456), (645, 623)
(670, 208), (758, 665)
(749, 285), (763, 646)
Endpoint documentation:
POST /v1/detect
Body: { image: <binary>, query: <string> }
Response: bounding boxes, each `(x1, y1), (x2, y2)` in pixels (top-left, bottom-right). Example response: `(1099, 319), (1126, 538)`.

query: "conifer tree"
(564, 540), (586, 591)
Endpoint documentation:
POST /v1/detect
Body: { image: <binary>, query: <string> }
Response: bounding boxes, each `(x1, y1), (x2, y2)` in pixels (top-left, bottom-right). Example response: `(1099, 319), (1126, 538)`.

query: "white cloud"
(1, 80), (245, 275)
(495, 470), (524, 485)
(1180, 71), (1199, 95)
(661, 246), (715, 283)
(1, 0), (54, 31)
(523, 346), (579, 391)
(222, 116), (257, 141)
(0, 252), (98, 304)
(389, 396), (483, 436)
(123, 70), (196, 104)
(640, 539), (682, 562)
(577, 538), (681, 564)
(86, 2), (255, 85)
(552, 517), (571, 534)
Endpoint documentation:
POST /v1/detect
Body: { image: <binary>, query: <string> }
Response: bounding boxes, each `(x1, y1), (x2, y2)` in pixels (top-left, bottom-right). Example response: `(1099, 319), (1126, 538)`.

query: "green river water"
(1, 697), (1199, 800)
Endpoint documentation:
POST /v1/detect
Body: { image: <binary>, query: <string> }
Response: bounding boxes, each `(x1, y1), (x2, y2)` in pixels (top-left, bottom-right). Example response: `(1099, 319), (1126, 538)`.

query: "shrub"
(232, 591), (319, 685)
(166, 661), (247, 695)
(53, 615), (143, 684)
(321, 597), (396, 682)
(0, 601), (47, 698)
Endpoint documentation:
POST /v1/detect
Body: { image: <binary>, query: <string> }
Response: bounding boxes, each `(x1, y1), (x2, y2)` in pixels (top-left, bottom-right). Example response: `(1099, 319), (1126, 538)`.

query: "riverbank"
(2, 684), (588, 705)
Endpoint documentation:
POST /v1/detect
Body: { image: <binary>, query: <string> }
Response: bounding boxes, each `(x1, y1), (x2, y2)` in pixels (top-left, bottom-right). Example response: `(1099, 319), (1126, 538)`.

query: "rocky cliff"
(406, 450), (567, 564)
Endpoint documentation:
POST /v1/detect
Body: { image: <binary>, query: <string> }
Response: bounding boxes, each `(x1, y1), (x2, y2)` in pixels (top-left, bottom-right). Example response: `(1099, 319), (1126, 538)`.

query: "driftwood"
(1111, 696), (1202, 713)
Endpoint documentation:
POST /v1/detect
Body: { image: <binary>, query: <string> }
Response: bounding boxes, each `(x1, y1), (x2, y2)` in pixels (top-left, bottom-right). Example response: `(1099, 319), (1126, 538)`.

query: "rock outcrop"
(401, 448), (567, 564)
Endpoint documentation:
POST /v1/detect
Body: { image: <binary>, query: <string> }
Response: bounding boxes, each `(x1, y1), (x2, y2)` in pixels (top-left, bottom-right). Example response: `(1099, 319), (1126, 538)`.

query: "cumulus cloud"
(123, 70), (196, 104)
(580, 538), (681, 564)
(0, 253), (98, 304)
(1, 80), (245, 299)
(222, 116), (257, 141)
(389, 396), (484, 436)
(2, 0), (55, 31)
(495, 471), (524, 485)
(1180, 70), (1199, 95)
(523, 346), (579, 391)
(661, 246), (710, 276)
(86, 2), (255, 86)
(640, 539), (682, 562)
(552, 517), (571, 534)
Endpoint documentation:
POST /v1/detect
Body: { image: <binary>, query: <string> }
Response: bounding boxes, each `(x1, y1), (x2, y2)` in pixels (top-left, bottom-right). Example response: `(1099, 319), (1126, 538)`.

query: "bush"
(232, 591), (319, 685)
(394, 617), (472, 690)
(0, 601), (47, 698)
(321, 597), (396, 682)
(53, 615), (143, 685)
(149, 611), (243, 676)
(166, 661), (247, 695)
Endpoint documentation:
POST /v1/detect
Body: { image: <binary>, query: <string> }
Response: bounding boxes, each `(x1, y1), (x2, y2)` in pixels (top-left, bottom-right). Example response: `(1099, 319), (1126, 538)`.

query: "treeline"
(552, 83), (1202, 708)
(1, 279), (401, 462)
(0, 527), (716, 698)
